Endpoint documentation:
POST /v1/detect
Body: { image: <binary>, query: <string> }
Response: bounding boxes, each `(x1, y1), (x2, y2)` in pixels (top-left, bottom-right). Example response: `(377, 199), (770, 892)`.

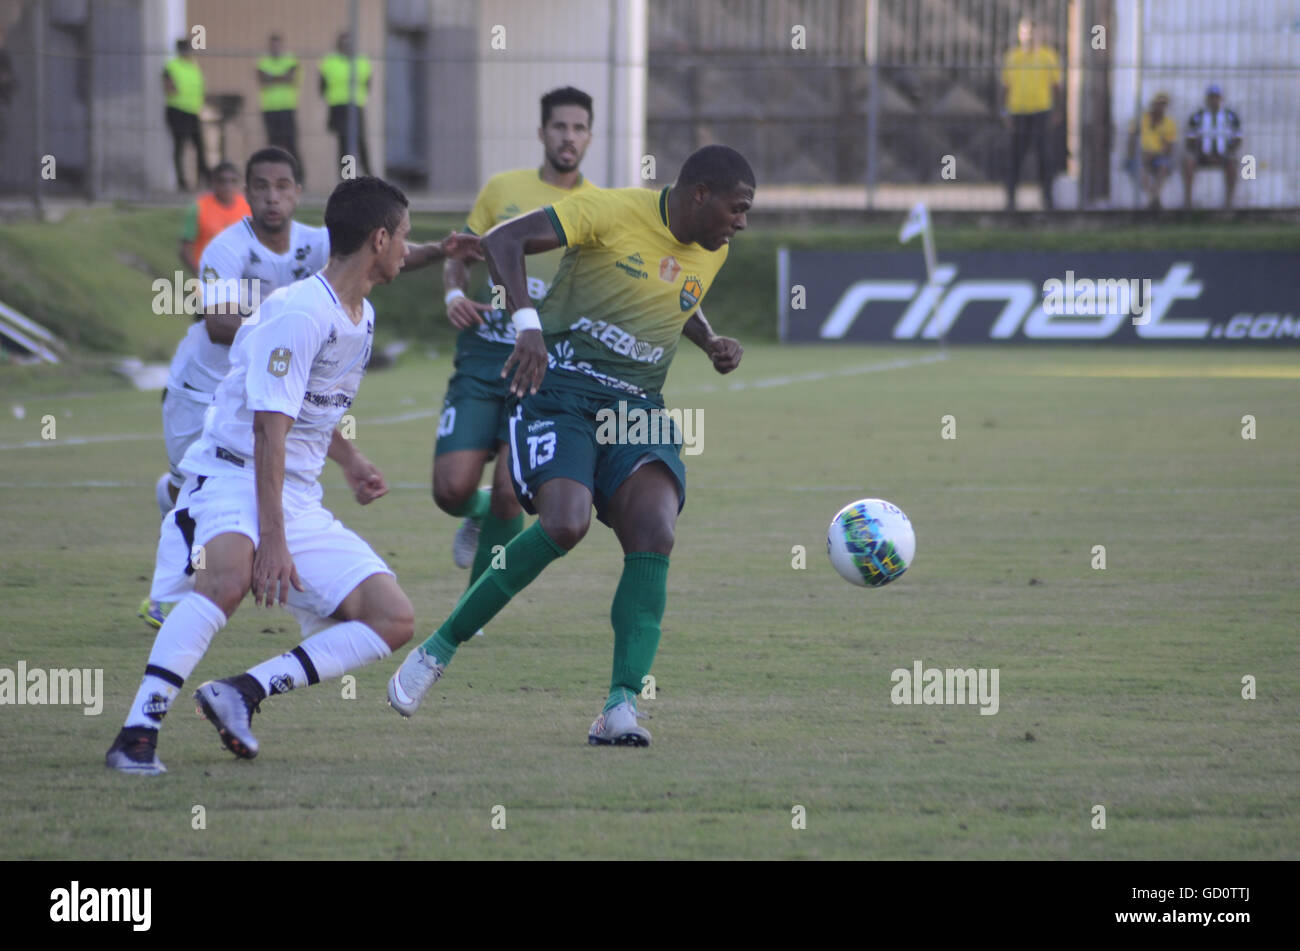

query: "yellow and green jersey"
(458, 168), (599, 358)
(540, 186), (729, 398)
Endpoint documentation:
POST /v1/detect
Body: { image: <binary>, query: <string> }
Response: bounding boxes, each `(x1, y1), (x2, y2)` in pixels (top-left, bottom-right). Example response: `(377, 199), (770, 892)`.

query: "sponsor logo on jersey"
(248, 250), (262, 265)
(267, 347), (291, 377)
(303, 390), (353, 408)
(615, 253), (649, 280)
(326, 326), (338, 346)
(568, 317), (664, 364)
(659, 256), (681, 283)
(680, 276), (703, 312)
(295, 245), (311, 261)
(527, 419), (555, 433)
(501, 203), (521, 218)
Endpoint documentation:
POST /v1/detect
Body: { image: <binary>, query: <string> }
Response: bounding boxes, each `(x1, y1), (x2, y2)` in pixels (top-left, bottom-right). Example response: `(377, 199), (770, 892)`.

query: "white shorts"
(149, 472), (393, 632)
(162, 388), (211, 487)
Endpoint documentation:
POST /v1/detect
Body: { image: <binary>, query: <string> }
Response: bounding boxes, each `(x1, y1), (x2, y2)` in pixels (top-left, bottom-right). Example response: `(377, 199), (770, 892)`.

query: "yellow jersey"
(1002, 46), (1060, 115)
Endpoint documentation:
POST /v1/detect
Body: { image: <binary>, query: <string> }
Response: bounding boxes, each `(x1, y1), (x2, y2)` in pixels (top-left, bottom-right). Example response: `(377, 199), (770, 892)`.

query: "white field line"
(0, 353), (950, 451)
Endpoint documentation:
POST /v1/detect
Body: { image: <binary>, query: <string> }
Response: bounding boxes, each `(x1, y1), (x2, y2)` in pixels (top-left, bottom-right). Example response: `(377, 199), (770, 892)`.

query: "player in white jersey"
(144, 147), (469, 628)
(107, 176), (481, 775)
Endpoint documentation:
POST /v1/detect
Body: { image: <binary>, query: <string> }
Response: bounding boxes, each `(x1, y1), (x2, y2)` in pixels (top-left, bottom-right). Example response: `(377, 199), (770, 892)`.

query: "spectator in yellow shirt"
(1125, 93), (1177, 210)
(1000, 18), (1061, 210)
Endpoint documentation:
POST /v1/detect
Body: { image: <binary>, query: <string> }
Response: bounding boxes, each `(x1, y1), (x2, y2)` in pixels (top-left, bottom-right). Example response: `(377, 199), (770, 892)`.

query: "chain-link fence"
(1, 0), (1297, 209)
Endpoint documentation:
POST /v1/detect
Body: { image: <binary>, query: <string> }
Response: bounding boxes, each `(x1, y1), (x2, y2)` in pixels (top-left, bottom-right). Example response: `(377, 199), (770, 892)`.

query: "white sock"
(124, 592), (227, 730)
(301, 621), (392, 681)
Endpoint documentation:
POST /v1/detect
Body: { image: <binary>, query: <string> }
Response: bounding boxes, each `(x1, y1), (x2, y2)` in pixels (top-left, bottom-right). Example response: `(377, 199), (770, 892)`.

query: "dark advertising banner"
(778, 250), (1300, 344)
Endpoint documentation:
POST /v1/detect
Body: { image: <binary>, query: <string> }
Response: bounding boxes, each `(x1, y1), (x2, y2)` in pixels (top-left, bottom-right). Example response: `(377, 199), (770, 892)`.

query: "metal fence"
(1, 0), (1297, 210)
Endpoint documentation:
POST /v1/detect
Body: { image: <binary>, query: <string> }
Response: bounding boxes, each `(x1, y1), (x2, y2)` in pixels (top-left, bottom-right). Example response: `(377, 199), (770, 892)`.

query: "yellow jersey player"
(389, 145), (752, 747)
(433, 87), (598, 630)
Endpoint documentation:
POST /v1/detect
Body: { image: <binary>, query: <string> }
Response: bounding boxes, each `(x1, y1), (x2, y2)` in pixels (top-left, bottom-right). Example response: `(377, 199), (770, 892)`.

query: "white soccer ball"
(827, 498), (915, 587)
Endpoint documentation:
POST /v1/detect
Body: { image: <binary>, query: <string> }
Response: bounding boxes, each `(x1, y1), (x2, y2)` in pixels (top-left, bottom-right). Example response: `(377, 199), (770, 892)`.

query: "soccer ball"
(827, 498), (915, 587)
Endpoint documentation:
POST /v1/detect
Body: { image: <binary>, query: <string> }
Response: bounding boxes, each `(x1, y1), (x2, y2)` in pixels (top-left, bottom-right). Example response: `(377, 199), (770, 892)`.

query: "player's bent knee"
(195, 570), (250, 617)
(432, 479), (474, 515)
(540, 512), (589, 551)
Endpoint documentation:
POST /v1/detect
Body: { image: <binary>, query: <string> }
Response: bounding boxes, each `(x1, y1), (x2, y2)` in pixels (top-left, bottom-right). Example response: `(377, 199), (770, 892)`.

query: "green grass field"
(2, 343), (1297, 859)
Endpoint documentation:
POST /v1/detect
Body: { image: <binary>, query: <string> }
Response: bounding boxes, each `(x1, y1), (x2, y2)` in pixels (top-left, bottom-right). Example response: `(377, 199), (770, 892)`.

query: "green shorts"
(506, 373), (687, 526)
(434, 352), (512, 457)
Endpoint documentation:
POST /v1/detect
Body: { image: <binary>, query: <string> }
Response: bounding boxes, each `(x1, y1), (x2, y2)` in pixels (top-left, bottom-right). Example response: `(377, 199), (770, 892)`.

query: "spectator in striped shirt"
(1181, 84), (1242, 209)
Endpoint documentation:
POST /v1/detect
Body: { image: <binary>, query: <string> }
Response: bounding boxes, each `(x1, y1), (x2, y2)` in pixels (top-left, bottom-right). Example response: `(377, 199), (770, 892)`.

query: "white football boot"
(452, 516), (481, 569)
(588, 700), (651, 747)
(387, 645), (446, 717)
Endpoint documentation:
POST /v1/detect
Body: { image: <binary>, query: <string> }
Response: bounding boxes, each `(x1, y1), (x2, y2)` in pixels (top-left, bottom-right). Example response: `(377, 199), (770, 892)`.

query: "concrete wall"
(474, 0), (645, 190)
(1113, 0), (1300, 208)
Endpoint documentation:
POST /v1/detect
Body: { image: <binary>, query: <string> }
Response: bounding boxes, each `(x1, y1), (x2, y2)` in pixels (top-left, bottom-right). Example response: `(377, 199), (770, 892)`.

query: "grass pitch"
(1, 343), (1297, 859)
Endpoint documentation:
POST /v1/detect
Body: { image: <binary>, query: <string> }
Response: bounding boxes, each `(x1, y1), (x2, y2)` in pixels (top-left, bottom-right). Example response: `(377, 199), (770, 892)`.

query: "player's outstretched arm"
(683, 307), (743, 374)
(252, 410), (304, 607)
(328, 428), (387, 505)
(484, 209), (563, 397)
(401, 231), (483, 272)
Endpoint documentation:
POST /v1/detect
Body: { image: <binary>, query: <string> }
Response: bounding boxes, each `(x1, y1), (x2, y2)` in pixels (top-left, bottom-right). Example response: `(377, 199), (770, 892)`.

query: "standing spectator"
(163, 37), (210, 191)
(257, 34), (300, 163)
(177, 161), (251, 274)
(319, 32), (372, 177)
(1125, 92), (1177, 210)
(1182, 84), (1242, 209)
(1000, 17), (1061, 210)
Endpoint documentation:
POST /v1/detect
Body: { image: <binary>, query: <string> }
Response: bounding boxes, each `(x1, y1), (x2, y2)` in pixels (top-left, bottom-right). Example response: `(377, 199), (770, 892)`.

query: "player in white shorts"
(144, 146), (468, 628)
(108, 176), (481, 775)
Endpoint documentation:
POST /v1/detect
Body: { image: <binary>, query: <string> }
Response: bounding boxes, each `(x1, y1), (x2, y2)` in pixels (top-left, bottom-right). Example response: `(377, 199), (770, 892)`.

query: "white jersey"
(166, 218), (330, 401)
(180, 273), (374, 488)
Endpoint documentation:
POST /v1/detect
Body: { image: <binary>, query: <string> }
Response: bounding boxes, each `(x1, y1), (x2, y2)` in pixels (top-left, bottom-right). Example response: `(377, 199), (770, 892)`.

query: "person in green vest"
(257, 34), (300, 165)
(163, 37), (211, 191)
(318, 32), (372, 176)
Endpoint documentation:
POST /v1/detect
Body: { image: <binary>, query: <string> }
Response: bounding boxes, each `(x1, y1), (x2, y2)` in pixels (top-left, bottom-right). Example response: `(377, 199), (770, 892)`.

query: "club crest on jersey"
(326, 326), (338, 346)
(659, 256), (681, 283)
(267, 347), (291, 377)
(680, 276), (703, 312)
(295, 245), (311, 261)
(201, 266), (219, 283)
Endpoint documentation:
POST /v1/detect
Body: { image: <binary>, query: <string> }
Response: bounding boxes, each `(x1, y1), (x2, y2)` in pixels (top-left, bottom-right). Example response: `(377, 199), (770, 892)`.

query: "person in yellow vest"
(257, 34), (300, 164)
(177, 161), (252, 274)
(162, 38), (210, 191)
(1000, 17), (1061, 210)
(1125, 92), (1177, 210)
(319, 32), (372, 176)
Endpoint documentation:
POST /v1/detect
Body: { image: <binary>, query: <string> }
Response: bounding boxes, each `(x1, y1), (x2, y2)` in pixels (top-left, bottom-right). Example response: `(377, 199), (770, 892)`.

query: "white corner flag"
(899, 201), (929, 244)
(899, 201), (937, 283)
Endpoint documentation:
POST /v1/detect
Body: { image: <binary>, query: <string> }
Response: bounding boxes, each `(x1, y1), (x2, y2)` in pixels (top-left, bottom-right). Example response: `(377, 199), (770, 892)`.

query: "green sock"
(448, 486), (491, 520)
(606, 552), (669, 712)
(421, 521), (567, 661)
(468, 510), (525, 588)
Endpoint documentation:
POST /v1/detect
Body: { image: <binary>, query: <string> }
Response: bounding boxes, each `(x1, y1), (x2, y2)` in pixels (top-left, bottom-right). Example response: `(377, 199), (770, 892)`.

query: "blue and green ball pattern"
(837, 506), (909, 586)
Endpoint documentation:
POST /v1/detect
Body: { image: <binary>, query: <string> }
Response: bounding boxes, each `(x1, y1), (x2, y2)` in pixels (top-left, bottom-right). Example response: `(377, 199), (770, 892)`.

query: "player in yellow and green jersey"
(389, 145), (753, 747)
(433, 87), (598, 626)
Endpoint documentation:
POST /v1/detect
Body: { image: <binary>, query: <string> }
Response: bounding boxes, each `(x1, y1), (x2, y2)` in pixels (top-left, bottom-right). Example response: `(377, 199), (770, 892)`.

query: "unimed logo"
(50, 882), (151, 931)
